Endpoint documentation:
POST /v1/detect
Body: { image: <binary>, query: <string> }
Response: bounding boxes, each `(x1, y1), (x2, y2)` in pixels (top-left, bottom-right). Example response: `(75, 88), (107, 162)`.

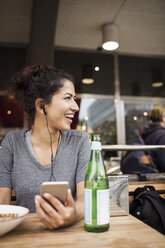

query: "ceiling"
(0, 0), (165, 56)
(56, 0), (165, 56)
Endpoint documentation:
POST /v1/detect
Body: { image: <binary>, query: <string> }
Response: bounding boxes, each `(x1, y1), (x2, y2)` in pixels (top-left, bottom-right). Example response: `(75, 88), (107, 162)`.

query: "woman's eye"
(65, 96), (71, 100)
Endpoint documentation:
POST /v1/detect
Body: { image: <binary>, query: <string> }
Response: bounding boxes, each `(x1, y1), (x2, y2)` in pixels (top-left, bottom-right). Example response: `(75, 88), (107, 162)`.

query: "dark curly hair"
(8, 65), (74, 120)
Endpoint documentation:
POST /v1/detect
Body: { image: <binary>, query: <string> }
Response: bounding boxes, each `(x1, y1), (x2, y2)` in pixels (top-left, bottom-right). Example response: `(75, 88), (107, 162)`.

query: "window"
(78, 97), (116, 145)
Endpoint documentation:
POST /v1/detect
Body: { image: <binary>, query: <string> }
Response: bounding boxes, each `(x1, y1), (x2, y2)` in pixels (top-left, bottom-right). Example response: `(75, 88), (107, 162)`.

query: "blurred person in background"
(141, 106), (165, 172)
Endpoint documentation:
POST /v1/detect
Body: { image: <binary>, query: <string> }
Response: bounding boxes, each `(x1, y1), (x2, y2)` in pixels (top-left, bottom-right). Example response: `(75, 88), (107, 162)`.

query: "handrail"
(1, 145), (165, 151)
(102, 145), (165, 151)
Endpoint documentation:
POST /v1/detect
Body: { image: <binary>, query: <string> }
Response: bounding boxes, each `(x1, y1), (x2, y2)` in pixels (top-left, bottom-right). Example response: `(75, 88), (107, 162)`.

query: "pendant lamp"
(102, 22), (119, 51)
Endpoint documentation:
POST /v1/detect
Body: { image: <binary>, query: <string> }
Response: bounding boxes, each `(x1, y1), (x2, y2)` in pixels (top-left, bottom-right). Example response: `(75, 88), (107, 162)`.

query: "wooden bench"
(128, 180), (165, 203)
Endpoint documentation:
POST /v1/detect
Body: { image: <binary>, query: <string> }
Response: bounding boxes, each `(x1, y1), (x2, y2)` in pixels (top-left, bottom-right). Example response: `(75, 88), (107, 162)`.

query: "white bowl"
(0, 205), (29, 237)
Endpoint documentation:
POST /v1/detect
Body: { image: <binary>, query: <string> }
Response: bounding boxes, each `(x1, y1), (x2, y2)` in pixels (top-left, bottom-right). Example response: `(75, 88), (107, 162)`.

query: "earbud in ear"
(40, 105), (47, 115)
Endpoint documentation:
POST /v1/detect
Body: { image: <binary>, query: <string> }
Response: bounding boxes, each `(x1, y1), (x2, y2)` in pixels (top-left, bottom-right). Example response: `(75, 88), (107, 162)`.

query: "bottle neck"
(91, 141), (103, 168)
(91, 149), (103, 161)
(87, 149), (108, 180)
(90, 149), (105, 171)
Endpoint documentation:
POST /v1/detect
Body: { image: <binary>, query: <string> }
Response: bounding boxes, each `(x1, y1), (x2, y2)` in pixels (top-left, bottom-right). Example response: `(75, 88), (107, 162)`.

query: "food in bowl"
(0, 213), (19, 221)
(0, 205), (29, 236)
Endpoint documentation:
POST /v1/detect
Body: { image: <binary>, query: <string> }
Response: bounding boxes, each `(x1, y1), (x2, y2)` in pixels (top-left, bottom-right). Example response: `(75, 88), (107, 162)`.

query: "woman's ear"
(35, 98), (46, 115)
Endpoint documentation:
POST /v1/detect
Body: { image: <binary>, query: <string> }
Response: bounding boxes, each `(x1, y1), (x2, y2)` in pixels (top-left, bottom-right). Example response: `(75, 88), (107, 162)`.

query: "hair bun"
(8, 71), (30, 100)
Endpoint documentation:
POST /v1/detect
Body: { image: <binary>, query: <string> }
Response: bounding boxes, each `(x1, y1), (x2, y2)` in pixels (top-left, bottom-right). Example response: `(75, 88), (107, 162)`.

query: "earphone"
(40, 105), (47, 115)
(40, 104), (56, 181)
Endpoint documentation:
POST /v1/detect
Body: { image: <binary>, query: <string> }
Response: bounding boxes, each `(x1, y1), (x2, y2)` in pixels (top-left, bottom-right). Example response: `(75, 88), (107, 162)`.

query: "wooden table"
(0, 202), (164, 248)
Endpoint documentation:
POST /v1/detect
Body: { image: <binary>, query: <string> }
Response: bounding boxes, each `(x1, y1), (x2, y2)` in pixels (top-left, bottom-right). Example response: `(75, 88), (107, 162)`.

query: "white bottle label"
(84, 188), (110, 225)
(97, 189), (110, 225)
(84, 189), (92, 224)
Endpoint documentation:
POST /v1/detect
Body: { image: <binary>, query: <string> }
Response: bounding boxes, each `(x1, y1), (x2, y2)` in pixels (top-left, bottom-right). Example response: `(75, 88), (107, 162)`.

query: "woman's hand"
(35, 189), (77, 229)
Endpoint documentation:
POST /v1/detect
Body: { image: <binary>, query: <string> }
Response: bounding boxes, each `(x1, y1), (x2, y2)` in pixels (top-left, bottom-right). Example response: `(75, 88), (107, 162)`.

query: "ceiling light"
(152, 82), (164, 88)
(152, 69), (164, 88)
(95, 66), (100, 71)
(82, 64), (94, 84)
(102, 22), (119, 51)
(82, 78), (94, 84)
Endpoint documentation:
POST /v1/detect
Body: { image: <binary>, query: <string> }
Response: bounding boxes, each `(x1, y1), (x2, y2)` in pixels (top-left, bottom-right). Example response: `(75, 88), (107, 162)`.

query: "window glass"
(78, 97), (116, 144)
(77, 97), (117, 160)
(125, 103), (165, 144)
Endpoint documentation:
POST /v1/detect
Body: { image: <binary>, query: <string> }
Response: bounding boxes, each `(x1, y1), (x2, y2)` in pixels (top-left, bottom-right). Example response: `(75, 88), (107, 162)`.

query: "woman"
(0, 65), (91, 229)
(141, 106), (165, 172)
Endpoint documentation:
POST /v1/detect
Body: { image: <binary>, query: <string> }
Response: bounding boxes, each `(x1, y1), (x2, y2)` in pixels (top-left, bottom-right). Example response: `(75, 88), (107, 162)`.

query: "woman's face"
(46, 80), (79, 131)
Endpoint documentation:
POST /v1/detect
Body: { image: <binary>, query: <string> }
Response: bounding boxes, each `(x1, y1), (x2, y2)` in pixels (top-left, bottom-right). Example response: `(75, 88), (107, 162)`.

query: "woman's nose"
(71, 100), (79, 112)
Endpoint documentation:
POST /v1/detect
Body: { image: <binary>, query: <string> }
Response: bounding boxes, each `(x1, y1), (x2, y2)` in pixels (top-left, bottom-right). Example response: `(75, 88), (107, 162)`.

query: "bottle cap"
(91, 141), (102, 150)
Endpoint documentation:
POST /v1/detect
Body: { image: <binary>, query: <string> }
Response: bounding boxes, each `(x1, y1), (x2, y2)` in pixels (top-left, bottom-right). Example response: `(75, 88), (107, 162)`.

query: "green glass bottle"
(84, 134), (110, 232)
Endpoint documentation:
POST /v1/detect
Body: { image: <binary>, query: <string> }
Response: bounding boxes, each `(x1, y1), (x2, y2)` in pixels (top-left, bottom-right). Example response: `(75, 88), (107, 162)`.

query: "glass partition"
(124, 103), (165, 144)
(78, 98), (116, 144)
(77, 97), (117, 161)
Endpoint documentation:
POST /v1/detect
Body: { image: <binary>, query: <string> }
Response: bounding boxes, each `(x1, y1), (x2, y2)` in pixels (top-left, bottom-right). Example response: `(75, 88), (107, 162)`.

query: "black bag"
(130, 185), (165, 234)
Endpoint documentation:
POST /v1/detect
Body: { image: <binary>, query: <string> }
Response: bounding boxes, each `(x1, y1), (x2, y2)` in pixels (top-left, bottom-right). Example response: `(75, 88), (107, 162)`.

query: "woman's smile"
(64, 113), (75, 124)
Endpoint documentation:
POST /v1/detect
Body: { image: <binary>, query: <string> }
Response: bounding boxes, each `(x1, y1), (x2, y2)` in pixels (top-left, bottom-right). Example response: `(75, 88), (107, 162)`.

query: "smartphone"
(40, 181), (69, 204)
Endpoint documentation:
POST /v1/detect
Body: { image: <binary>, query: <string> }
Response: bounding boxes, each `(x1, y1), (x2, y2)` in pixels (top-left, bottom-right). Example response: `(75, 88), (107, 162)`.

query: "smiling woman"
(0, 65), (91, 230)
